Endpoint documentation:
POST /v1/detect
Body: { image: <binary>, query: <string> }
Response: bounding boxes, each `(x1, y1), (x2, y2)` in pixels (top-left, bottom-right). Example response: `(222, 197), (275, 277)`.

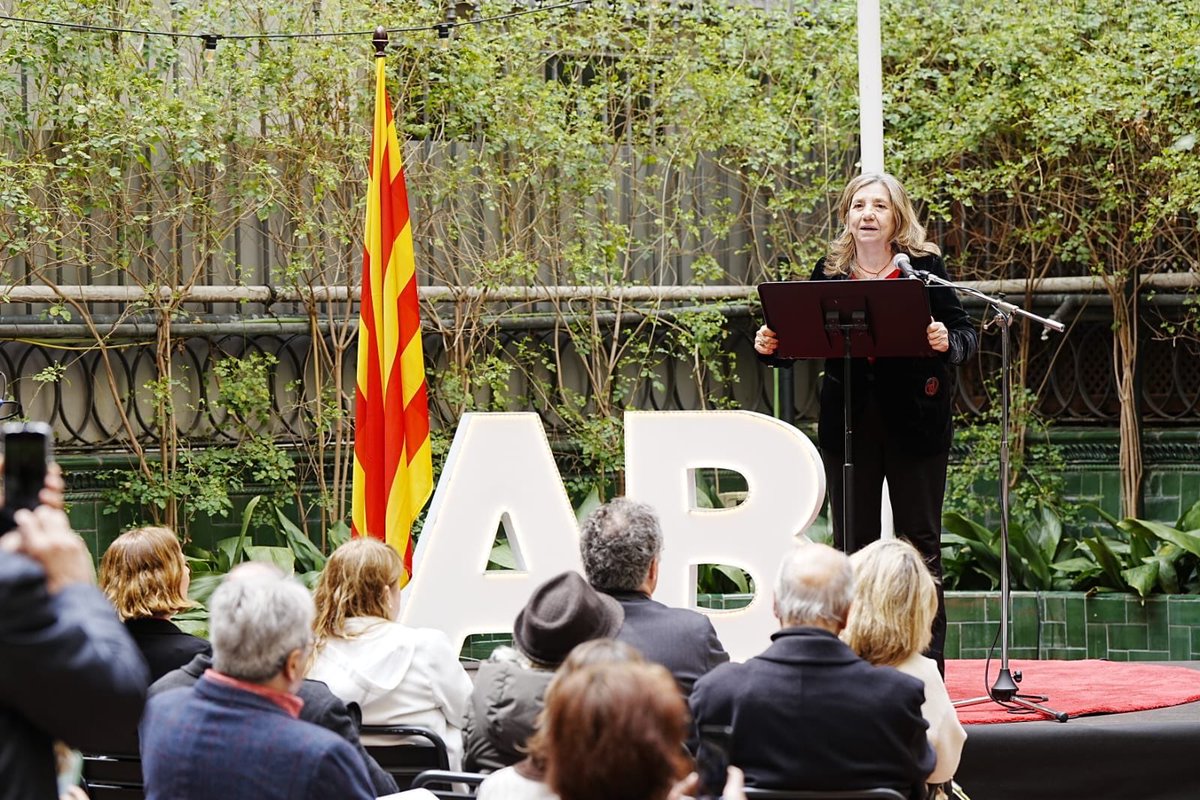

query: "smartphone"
(3, 421), (53, 512)
(696, 724), (733, 800)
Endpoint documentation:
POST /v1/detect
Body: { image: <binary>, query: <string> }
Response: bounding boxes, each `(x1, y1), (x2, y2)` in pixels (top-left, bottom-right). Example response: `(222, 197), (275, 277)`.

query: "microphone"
(892, 252), (918, 279)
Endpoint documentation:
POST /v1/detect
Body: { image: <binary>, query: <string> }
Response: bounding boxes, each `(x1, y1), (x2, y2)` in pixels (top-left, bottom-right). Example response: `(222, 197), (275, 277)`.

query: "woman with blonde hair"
(308, 537), (472, 769)
(842, 538), (966, 787)
(755, 171), (978, 674)
(99, 525), (209, 681)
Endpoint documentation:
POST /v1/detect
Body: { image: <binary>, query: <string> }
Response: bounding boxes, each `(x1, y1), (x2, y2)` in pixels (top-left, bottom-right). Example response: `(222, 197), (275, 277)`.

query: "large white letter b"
(624, 410), (825, 662)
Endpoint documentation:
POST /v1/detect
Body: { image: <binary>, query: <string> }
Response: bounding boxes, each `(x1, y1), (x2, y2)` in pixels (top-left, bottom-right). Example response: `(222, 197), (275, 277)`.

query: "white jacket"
(896, 652), (967, 784)
(309, 616), (473, 770)
(476, 766), (558, 800)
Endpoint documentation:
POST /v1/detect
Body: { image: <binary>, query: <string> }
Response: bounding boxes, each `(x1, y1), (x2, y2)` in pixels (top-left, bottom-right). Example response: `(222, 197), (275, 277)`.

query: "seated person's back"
(99, 525), (211, 682)
(465, 571), (622, 772)
(139, 564), (373, 800)
(149, 651), (398, 797)
(843, 539), (966, 786)
(579, 498), (728, 696)
(690, 542), (934, 796)
(307, 538), (473, 768)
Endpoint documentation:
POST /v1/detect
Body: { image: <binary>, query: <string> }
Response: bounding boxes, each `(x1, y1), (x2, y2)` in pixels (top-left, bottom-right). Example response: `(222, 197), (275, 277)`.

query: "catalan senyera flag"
(352, 55), (433, 586)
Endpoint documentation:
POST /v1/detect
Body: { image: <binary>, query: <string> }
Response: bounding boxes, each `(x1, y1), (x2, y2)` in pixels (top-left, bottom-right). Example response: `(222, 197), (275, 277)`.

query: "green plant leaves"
(1120, 563), (1159, 599)
(274, 507), (326, 573)
(945, 498), (1200, 596)
(244, 545), (296, 575)
(487, 539), (518, 571)
(940, 499), (1200, 596)
(1177, 499), (1200, 532)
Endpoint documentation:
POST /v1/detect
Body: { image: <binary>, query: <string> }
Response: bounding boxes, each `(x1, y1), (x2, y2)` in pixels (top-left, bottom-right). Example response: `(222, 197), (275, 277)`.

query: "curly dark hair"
(578, 497), (662, 592)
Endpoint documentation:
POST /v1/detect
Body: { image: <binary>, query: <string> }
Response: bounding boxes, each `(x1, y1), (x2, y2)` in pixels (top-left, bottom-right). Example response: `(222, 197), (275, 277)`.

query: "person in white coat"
(309, 538), (473, 769)
(842, 538), (967, 789)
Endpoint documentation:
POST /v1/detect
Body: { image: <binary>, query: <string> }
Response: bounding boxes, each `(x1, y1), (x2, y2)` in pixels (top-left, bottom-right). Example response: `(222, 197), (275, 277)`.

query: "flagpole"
(373, 24), (387, 57)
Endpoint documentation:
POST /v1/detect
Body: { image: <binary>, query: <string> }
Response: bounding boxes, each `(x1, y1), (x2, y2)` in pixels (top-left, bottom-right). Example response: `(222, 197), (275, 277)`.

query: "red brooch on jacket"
(924, 377), (940, 397)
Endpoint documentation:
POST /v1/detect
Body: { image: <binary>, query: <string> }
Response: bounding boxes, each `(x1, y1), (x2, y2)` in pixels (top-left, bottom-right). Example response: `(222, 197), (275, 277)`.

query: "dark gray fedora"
(513, 571), (624, 666)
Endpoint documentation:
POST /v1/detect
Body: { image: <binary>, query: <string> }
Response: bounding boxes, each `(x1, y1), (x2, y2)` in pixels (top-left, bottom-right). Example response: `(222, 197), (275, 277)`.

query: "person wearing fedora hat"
(463, 571), (623, 773)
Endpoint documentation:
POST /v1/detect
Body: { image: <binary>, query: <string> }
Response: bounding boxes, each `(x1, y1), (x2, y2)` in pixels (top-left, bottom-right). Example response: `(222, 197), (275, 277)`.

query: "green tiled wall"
(950, 429), (1200, 529)
(461, 633), (516, 662)
(944, 591), (1200, 661)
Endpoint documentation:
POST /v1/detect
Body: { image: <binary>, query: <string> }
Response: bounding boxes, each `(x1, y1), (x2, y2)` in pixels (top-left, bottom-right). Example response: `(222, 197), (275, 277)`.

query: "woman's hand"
(927, 318), (949, 353)
(754, 326), (779, 356)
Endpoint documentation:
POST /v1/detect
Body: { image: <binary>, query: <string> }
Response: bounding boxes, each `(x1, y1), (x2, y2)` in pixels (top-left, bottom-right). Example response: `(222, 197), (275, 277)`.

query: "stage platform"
(954, 662), (1200, 800)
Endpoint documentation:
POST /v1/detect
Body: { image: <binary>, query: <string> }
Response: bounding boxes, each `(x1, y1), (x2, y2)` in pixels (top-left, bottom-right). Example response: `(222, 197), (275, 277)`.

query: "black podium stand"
(758, 278), (935, 539)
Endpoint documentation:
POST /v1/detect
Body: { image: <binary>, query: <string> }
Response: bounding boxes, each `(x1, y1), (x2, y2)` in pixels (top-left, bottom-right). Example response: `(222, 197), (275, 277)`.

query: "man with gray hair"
(140, 567), (374, 800)
(579, 497), (727, 695)
(690, 542), (934, 795)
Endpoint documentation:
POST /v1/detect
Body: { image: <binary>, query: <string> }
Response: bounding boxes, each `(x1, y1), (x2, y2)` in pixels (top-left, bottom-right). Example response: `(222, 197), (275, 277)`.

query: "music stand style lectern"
(758, 278), (935, 539)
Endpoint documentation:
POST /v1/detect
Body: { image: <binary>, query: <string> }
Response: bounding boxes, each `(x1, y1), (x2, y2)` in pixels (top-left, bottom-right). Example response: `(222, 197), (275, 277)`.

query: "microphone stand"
(903, 263), (1069, 722)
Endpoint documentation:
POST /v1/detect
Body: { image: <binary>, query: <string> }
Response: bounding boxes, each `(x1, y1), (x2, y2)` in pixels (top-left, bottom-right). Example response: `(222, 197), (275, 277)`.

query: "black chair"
(359, 724), (451, 790)
(743, 789), (906, 800)
(80, 752), (144, 800)
(410, 769), (486, 799)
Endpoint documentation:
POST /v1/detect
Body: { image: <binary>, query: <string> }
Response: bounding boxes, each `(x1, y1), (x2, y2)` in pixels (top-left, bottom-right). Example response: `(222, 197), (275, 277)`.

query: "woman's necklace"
(854, 258), (893, 279)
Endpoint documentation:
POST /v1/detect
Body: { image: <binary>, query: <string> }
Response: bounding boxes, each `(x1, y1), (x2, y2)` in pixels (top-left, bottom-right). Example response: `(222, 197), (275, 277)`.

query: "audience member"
(140, 565), (374, 800)
(99, 525), (210, 681)
(308, 537), (473, 768)
(148, 562), (398, 796)
(465, 570), (623, 772)
(843, 539), (966, 787)
(544, 660), (744, 800)
(476, 638), (644, 800)
(690, 541), (934, 795)
(579, 498), (728, 695)
(0, 503), (148, 800)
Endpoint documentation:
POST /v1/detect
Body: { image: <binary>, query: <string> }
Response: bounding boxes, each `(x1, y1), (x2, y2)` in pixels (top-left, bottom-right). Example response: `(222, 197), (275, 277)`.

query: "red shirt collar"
(204, 669), (306, 718)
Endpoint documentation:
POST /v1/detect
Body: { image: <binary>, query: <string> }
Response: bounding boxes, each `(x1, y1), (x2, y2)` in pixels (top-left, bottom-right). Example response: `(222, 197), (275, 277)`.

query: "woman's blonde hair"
(842, 538), (938, 667)
(825, 172), (940, 277)
(99, 526), (194, 621)
(312, 537), (404, 641)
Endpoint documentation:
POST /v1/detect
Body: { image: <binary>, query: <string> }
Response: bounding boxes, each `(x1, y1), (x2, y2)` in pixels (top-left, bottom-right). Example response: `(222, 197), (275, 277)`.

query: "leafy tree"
(884, 0), (1200, 516)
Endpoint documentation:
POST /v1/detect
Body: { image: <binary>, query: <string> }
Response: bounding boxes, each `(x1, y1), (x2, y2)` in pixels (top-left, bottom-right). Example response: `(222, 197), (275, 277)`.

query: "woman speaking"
(755, 172), (977, 673)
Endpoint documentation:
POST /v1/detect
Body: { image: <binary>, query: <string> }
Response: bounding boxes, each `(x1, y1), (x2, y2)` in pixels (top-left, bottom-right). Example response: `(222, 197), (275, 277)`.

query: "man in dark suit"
(150, 652), (397, 796)
(580, 498), (728, 696)
(140, 565), (375, 800)
(690, 542), (934, 797)
(0, 505), (149, 800)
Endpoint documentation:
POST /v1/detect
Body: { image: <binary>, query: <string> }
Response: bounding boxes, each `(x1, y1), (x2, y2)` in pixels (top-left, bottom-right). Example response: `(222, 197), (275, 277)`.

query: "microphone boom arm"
(910, 269), (1066, 334)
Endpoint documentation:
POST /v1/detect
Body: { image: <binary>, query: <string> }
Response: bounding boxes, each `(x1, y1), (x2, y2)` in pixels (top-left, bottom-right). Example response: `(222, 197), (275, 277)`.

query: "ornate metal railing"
(1, 298), (1197, 454)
